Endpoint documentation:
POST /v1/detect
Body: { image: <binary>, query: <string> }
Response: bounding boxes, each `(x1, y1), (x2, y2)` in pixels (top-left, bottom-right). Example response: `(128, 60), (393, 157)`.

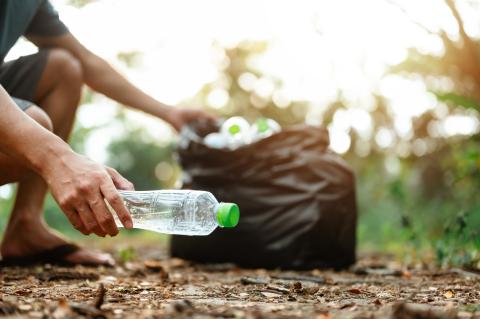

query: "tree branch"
(385, 0), (440, 36)
(444, 0), (480, 86)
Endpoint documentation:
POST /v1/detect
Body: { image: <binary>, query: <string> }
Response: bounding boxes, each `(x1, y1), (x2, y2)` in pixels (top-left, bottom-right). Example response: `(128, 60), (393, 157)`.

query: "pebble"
(18, 304), (32, 311)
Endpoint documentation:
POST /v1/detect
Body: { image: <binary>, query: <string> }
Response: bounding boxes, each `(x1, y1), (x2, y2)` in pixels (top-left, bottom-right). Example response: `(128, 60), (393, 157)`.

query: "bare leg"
(1, 49), (113, 265)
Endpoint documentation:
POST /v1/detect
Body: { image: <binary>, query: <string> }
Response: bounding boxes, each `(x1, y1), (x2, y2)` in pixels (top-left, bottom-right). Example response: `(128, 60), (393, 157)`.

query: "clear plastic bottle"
(220, 116), (251, 149)
(203, 132), (228, 149)
(250, 118), (281, 141)
(111, 190), (239, 236)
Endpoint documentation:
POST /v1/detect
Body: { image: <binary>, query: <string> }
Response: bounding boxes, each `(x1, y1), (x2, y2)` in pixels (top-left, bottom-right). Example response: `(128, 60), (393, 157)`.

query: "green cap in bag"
(228, 124), (241, 135)
(216, 203), (240, 228)
(256, 118), (270, 133)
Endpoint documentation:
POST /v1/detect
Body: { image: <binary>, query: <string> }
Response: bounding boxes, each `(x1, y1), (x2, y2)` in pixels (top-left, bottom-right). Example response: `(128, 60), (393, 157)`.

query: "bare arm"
(0, 86), (133, 236)
(28, 33), (213, 130)
(0, 86), (67, 173)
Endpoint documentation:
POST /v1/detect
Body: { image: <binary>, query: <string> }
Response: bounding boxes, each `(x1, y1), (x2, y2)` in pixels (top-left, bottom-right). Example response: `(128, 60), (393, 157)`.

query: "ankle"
(6, 213), (42, 231)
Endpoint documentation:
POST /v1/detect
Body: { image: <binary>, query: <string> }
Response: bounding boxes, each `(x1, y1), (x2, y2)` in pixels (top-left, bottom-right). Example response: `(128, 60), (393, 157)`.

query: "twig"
(240, 277), (269, 285)
(385, 0), (440, 36)
(450, 268), (480, 278)
(70, 284), (107, 318)
(94, 283), (106, 309)
(265, 284), (290, 294)
(271, 274), (326, 284)
(37, 270), (99, 282)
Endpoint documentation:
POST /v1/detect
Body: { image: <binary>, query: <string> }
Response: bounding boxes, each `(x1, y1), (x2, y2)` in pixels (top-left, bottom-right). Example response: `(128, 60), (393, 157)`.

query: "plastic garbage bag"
(171, 120), (357, 270)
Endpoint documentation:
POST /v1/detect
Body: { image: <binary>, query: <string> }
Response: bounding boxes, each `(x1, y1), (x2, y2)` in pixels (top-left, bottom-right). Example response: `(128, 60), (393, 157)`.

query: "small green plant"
(118, 246), (137, 264)
(435, 209), (480, 270)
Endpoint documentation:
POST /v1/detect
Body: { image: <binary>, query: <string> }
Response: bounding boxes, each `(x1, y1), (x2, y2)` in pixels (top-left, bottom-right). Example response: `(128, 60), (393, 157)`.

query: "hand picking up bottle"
(108, 190), (240, 236)
(204, 116), (281, 150)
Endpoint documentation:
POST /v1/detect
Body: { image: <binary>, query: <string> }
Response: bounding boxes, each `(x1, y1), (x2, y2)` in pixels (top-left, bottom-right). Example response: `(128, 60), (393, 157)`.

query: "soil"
(0, 243), (479, 319)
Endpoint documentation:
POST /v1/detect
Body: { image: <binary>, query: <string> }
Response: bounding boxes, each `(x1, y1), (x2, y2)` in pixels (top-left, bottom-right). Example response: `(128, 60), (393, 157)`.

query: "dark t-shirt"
(0, 0), (68, 63)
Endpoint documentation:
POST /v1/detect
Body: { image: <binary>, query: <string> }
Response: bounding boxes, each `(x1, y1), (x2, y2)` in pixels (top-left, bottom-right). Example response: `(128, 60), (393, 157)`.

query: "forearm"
(29, 33), (175, 124)
(0, 87), (72, 175)
(83, 55), (173, 122)
(28, 33), (209, 131)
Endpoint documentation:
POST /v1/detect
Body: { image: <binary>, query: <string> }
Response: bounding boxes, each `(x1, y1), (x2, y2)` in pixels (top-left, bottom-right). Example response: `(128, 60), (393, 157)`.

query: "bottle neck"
(213, 203), (221, 227)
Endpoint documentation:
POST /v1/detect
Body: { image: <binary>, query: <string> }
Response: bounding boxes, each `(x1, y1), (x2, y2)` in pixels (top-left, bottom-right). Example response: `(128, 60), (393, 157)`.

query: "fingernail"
(125, 220), (133, 229)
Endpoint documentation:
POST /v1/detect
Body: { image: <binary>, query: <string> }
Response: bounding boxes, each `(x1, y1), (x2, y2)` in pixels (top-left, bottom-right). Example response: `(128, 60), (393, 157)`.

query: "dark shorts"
(0, 50), (49, 111)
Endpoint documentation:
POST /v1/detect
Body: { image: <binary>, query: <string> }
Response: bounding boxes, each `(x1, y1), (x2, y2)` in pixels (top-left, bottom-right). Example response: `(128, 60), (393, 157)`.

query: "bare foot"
(1, 215), (114, 266)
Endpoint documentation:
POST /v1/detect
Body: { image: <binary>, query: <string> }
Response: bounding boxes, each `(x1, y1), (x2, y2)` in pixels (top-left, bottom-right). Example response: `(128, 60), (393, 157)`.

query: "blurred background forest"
(1, 0), (480, 269)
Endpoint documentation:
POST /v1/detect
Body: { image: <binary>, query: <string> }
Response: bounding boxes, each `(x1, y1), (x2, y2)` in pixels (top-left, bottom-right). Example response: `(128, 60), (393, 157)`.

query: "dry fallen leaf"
(348, 288), (362, 294)
(261, 291), (282, 298)
(144, 259), (164, 271)
(444, 290), (454, 299)
(402, 270), (412, 279)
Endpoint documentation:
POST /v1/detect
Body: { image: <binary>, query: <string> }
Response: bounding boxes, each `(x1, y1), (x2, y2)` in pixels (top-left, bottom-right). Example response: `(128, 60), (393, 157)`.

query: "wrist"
(141, 99), (173, 122)
(29, 134), (74, 178)
(155, 102), (174, 122)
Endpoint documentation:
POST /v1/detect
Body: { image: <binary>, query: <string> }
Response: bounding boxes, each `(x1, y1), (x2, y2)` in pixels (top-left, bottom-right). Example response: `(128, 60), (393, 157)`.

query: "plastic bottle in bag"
(203, 132), (228, 149)
(111, 190), (240, 236)
(220, 116), (251, 149)
(250, 118), (281, 141)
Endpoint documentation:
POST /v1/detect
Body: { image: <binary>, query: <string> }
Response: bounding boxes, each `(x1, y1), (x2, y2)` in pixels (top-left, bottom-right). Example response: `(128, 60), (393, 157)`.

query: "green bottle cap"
(216, 203), (240, 228)
(228, 124), (241, 135)
(257, 118), (269, 133)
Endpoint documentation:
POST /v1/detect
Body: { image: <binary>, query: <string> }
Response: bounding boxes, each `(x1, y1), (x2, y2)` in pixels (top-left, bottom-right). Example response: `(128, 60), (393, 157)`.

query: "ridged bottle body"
(114, 190), (219, 235)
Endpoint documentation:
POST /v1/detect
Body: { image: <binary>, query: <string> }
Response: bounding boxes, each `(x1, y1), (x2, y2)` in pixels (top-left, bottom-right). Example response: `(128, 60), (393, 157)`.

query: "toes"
(66, 250), (115, 266)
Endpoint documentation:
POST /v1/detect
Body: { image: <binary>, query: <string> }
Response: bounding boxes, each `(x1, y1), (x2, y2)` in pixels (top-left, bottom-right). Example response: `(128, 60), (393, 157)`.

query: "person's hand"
(42, 152), (134, 237)
(166, 108), (216, 131)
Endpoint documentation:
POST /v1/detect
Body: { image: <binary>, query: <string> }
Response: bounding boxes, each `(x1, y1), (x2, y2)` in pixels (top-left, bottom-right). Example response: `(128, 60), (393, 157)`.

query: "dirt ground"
(0, 242), (479, 319)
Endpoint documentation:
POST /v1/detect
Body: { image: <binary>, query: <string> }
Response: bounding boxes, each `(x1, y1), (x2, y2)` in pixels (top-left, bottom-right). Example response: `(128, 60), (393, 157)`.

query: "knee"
(25, 105), (53, 132)
(48, 49), (83, 88)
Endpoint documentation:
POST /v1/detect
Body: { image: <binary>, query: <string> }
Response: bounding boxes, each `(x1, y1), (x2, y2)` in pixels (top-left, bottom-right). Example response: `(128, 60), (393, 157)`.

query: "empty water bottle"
(203, 132), (228, 149)
(220, 116), (251, 149)
(250, 118), (281, 141)
(111, 190), (240, 236)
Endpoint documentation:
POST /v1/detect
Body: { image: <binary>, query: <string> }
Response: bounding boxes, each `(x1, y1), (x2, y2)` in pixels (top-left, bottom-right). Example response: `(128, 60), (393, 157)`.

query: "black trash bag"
(171, 120), (357, 270)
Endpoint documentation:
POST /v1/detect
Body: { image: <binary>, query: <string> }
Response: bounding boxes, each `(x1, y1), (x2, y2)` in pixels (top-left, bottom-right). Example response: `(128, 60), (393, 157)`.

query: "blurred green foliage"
(106, 127), (179, 191)
(118, 246), (137, 264)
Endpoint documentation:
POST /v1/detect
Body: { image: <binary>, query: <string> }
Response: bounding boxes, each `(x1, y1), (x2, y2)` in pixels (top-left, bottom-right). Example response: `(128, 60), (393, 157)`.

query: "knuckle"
(78, 182), (91, 193)
(107, 195), (121, 206)
(95, 171), (107, 180)
(89, 198), (101, 207)
(68, 190), (80, 201)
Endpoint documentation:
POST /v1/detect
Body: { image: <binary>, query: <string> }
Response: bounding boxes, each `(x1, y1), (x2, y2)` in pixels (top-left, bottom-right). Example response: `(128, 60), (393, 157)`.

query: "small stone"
(172, 299), (193, 313)
(261, 291), (282, 298)
(18, 304), (32, 311)
(101, 276), (117, 284)
(28, 311), (44, 318)
(3, 296), (17, 303)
